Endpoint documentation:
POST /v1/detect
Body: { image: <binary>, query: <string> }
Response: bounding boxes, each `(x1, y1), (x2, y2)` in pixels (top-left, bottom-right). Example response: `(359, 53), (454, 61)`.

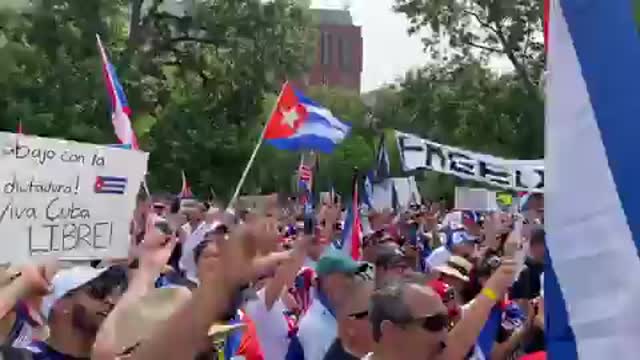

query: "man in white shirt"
(297, 249), (368, 360)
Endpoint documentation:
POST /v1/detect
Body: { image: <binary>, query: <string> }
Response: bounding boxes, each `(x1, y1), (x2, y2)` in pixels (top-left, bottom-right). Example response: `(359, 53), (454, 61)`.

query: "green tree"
(0, 0), (316, 200)
(394, 0), (544, 97)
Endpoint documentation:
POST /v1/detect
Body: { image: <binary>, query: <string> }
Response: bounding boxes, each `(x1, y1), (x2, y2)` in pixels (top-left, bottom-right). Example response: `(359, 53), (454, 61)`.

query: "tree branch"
(464, 41), (502, 53)
(169, 36), (220, 46)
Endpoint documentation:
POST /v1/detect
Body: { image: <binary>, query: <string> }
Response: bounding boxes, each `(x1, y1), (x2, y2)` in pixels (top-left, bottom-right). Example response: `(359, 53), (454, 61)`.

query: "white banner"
(396, 131), (544, 193)
(0, 132), (148, 264)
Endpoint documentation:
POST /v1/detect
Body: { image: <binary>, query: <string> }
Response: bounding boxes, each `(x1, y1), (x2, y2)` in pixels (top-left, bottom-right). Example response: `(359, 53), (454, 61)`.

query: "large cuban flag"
(264, 82), (351, 153)
(546, 0), (640, 359)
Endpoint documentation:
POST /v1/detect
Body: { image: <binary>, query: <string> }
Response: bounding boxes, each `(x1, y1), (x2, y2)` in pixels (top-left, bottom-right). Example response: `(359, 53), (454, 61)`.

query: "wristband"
(481, 287), (498, 301)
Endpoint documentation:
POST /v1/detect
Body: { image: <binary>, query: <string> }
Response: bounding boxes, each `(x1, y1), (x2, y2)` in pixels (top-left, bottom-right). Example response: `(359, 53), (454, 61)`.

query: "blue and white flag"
(362, 171), (374, 209)
(374, 133), (390, 182)
(546, 1), (640, 359)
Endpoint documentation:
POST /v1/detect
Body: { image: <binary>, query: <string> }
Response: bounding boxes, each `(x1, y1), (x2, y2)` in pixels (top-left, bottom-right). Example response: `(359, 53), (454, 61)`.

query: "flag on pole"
(297, 159), (313, 205)
(96, 34), (138, 149)
(17, 121), (23, 135)
(546, 0), (640, 359)
(362, 171), (374, 209)
(373, 133), (390, 182)
(264, 83), (351, 153)
(179, 170), (193, 199)
(337, 172), (362, 260)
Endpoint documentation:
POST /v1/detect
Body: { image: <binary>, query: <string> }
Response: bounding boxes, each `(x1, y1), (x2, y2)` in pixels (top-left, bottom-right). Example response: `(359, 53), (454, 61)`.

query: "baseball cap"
(315, 249), (368, 277)
(41, 266), (110, 319)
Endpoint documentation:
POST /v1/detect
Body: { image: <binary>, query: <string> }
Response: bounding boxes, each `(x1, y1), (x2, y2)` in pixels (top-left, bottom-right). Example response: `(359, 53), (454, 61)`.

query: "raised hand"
(138, 214), (177, 275)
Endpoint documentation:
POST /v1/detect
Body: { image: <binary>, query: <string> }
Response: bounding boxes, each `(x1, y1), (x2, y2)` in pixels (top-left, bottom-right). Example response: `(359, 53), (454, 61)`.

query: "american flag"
(298, 163), (313, 205)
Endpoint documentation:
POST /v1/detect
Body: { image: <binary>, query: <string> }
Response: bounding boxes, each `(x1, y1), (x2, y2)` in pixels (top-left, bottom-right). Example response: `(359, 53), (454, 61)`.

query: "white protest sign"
(0, 132), (148, 264)
(454, 187), (498, 211)
(396, 131), (544, 193)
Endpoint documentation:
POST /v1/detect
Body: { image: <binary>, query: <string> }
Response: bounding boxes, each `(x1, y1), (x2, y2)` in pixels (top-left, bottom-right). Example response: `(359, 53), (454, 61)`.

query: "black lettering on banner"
(45, 197), (91, 222)
(448, 152), (475, 176)
(28, 221), (115, 255)
(534, 169), (544, 189)
(425, 142), (446, 171)
(478, 161), (511, 186)
(514, 169), (545, 191)
(91, 153), (105, 167)
(60, 151), (85, 164)
(14, 144), (57, 165)
(62, 224), (77, 251)
(397, 135), (424, 168)
(93, 222), (112, 249)
(0, 198), (37, 224)
(3, 175), (80, 195)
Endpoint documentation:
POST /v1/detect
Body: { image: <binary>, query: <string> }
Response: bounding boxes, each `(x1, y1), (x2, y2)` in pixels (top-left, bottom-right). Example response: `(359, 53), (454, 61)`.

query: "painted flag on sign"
(94, 176), (127, 194)
(546, 0), (640, 359)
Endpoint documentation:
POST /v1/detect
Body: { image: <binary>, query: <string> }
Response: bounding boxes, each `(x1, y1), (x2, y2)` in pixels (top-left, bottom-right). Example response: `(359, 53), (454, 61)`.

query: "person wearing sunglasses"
(25, 266), (127, 359)
(365, 256), (519, 360)
(324, 276), (375, 360)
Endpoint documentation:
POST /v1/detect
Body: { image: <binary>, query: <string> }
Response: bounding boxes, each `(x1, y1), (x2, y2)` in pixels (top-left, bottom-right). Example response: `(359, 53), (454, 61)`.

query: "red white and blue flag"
(546, 0), (640, 359)
(96, 34), (138, 149)
(264, 83), (350, 154)
(179, 170), (193, 199)
(337, 178), (362, 260)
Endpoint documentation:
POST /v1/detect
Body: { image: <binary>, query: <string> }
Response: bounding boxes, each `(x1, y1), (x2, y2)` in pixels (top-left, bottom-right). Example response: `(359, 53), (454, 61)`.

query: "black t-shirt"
(510, 258), (544, 300)
(323, 339), (359, 360)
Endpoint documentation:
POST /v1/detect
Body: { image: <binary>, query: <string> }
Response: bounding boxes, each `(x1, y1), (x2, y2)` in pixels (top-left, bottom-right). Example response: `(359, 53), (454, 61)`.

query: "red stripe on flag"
(544, 0), (549, 52)
(298, 165), (312, 181)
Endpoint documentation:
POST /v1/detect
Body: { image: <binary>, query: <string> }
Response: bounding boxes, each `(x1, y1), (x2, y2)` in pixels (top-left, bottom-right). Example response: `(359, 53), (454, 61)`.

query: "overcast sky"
(310, 0), (430, 92)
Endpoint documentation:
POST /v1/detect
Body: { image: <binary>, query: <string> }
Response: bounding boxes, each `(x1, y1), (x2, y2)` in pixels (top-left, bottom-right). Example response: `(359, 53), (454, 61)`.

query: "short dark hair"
(193, 240), (212, 265)
(369, 278), (414, 342)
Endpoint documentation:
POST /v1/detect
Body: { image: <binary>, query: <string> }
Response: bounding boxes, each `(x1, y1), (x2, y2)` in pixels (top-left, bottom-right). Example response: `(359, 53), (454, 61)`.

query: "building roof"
(310, 8), (354, 26)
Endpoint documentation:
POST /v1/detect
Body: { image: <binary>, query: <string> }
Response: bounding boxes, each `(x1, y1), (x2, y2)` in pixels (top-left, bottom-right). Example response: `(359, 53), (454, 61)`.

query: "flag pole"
(227, 82), (287, 211)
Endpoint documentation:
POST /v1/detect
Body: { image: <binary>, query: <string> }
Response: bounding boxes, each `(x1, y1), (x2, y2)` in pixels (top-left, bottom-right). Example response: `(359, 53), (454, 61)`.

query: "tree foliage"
(394, 0), (544, 97)
(0, 0), (317, 199)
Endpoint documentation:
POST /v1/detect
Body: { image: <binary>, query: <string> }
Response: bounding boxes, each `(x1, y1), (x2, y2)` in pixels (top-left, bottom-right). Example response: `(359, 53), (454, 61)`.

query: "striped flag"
(179, 170), (193, 199)
(546, 1), (640, 359)
(297, 154), (314, 205)
(96, 34), (138, 149)
(336, 172), (362, 260)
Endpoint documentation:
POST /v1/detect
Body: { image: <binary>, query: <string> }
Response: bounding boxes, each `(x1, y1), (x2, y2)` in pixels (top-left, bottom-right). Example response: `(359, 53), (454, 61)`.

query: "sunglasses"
(348, 310), (369, 320)
(409, 313), (449, 332)
(442, 288), (455, 303)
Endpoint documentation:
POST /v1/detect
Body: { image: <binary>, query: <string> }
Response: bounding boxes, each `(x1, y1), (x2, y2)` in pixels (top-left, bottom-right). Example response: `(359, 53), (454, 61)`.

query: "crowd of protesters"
(0, 191), (546, 360)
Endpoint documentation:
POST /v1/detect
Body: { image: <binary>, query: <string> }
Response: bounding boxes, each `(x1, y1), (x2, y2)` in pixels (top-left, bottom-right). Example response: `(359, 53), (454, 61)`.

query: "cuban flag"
(547, 1), (640, 359)
(264, 83), (351, 153)
(362, 171), (374, 209)
(96, 34), (138, 149)
(336, 178), (362, 260)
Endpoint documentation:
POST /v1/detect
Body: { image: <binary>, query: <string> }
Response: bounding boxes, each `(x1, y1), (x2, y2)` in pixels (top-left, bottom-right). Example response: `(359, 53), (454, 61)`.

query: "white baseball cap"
(41, 266), (109, 320)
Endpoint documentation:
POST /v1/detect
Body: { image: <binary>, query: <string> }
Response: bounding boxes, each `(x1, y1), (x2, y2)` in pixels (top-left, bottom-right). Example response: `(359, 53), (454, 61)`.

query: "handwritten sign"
(0, 132), (148, 264)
